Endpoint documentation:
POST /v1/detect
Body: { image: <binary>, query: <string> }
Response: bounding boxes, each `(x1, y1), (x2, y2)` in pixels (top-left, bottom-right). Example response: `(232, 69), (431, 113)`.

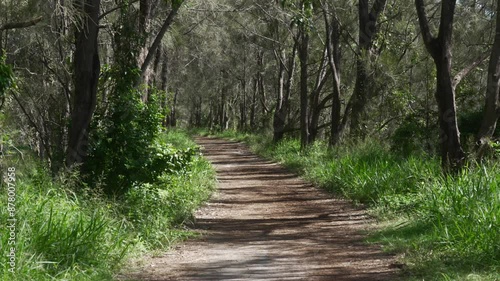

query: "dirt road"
(123, 137), (400, 280)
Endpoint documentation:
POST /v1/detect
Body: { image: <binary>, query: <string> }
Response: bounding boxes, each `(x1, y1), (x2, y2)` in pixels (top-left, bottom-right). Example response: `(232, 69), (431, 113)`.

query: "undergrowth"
(197, 128), (500, 281)
(0, 130), (216, 280)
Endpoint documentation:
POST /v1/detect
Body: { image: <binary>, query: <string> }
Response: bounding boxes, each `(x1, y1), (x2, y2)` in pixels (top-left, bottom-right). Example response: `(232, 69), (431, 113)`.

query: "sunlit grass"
(0, 130), (216, 280)
(204, 130), (500, 281)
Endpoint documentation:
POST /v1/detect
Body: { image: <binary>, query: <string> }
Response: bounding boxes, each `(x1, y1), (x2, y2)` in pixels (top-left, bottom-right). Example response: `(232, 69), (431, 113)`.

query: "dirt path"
(122, 137), (400, 281)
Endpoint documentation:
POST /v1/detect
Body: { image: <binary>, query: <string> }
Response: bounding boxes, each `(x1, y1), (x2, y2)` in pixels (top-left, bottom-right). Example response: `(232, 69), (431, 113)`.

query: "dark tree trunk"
(169, 90), (178, 127)
(250, 76), (257, 129)
(477, 0), (500, 154)
(160, 49), (169, 127)
(415, 0), (465, 171)
(195, 96), (202, 127)
(349, 0), (387, 138)
(218, 70), (229, 131)
(239, 79), (247, 130)
(299, 28), (310, 149)
(67, 0), (101, 168)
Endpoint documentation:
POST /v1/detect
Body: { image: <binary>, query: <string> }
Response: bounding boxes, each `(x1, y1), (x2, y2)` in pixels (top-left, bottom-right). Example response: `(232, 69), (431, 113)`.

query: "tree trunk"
(138, 0), (182, 85)
(250, 76), (257, 129)
(273, 51), (286, 142)
(322, 2), (343, 147)
(415, 0), (465, 171)
(477, 0), (500, 154)
(273, 43), (297, 142)
(160, 49), (169, 127)
(308, 46), (329, 143)
(299, 28), (310, 149)
(67, 0), (101, 168)
(349, 0), (387, 139)
(239, 79), (247, 130)
(169, 90), (178, 127)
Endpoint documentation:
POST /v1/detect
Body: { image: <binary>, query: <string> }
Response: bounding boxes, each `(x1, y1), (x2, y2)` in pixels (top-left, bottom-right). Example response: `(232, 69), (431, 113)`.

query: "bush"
(391, 114), (435, 156)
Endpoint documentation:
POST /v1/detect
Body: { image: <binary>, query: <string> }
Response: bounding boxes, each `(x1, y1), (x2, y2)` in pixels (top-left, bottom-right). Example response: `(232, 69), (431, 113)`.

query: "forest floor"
(120, 137), (401, 281)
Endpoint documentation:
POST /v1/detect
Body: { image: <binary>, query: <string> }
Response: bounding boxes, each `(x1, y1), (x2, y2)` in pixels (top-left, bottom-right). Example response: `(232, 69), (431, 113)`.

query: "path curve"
(123, 137), (399, 281)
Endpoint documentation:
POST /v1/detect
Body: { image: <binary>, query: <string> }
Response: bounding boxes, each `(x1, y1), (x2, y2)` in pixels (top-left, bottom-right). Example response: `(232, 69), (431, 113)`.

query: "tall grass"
(0, 164), (129, 280)
(0, 130), (216, 280)
(208, 130), (500, 280)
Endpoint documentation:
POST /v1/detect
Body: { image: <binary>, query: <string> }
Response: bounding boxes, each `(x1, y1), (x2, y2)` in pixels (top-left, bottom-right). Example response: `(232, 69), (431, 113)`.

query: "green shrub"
(391, 114), (435, 156)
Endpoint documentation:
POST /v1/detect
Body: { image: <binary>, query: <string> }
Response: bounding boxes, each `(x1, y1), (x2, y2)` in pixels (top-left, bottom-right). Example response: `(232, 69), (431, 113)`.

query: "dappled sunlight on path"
(121, 137), (400, 281)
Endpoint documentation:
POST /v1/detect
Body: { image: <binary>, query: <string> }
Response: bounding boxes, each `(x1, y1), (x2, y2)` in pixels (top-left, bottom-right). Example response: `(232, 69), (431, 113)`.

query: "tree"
(321, 1), (342, 147)
(298, 23), (310, 148)
(477, 0), (500, 154)
(415, 0), (466, 171)
(139, 0), (184, 86)
(348, 0), (387, 138)
(66, 0), (101, 168)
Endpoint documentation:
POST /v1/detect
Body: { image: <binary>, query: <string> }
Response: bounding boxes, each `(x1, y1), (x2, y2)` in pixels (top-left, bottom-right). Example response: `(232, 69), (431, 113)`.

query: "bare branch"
(0, 16), (43, 31)
(452, 52), (489, 89)
(139, 3), (183, 83)
(99, 0), (140, 20)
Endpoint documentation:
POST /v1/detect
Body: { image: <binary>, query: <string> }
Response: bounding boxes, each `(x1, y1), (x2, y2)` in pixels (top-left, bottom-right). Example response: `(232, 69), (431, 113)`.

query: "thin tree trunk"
(138, 1), (182, 85)
(239, 79), (247, 130)
(308, 45), (330, 143)
(273, 50), (286, 142)
(250, 76), (257, 129)
(299, 28), (310, 149)
(169, 90), (178, 127)
(67, 0), (101, 168)
(322, 2), (343, 147)
(273, 42), (297, 142)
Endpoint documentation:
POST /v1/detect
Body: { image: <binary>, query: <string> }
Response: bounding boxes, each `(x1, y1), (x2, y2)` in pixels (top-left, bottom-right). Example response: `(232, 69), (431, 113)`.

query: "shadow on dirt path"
(120, 137), (401, 281)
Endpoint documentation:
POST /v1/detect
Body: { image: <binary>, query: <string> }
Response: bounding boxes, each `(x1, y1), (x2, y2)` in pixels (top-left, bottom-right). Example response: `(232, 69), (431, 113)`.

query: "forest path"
(122, 137), (400, 281)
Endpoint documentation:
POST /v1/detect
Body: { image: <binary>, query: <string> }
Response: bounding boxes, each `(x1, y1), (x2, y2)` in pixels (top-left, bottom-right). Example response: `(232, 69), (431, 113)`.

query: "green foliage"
(422, 166), (500, 264)
(280, 0), (317, 29)
(0, 163), (130, 281)
(458, 110), (500, 151)
(391, 114), (434, 156)
(170, 0), (184, 9)
(122, 153), (216, 248)
(86, 5), (193, 195)
(86, 77), (172, 194)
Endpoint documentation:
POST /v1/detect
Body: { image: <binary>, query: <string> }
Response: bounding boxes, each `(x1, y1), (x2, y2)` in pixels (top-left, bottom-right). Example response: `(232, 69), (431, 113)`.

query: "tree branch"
(99, 1), (140, 20)
(139, 3), (183, 83)
(415, 0), (435, 48)
(0, 16), (43, 31)
(452, 52), (489, 89)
